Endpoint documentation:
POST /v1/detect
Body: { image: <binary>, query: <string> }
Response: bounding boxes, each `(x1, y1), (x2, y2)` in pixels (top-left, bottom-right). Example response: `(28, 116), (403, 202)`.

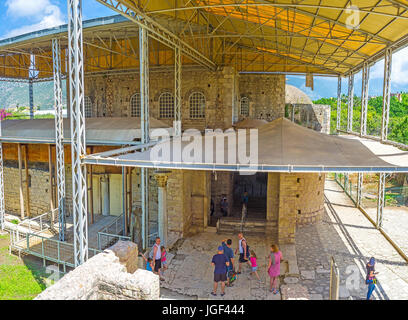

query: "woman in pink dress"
(267, 244), (283, 294)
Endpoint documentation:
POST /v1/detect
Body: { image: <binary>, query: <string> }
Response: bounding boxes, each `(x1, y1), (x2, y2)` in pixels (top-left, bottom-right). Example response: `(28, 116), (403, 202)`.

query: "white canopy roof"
(84, 118), (408, 173)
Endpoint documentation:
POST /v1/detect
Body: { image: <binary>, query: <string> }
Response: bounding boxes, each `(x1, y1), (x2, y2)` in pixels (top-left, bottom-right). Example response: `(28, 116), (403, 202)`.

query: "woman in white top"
(235, 233), (252, 274)
(152, 237), (164, 281)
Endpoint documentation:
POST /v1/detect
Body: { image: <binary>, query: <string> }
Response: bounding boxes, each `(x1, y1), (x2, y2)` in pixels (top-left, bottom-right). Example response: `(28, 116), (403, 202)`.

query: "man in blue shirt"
(211, 246), (229, 297)
(221, 238), (235, 286)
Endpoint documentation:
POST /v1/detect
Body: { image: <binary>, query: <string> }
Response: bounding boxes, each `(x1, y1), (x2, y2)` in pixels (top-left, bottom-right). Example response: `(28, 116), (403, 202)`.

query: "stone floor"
(160, 230), (286, 300)
(158, 178), (408, 300)
(295, 179), (408, 300)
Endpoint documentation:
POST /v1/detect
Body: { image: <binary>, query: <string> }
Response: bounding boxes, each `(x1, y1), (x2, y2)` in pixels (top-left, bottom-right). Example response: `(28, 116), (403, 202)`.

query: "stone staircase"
(217, 217), (267, 236)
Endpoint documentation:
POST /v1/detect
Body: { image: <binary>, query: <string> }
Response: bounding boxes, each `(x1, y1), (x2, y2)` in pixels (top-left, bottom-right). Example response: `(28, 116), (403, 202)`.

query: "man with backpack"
(235, 233), (251, 274)
(221, 238), (235, 287)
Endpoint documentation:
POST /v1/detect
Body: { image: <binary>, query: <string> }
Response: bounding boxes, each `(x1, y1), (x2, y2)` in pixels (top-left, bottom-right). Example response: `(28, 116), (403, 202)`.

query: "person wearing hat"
(366, 257), (379, 300)
(211, 246), (230, 297)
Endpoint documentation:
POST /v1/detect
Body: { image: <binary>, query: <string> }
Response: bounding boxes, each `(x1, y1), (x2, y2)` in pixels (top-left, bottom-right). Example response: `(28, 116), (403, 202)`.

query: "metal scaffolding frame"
(0, 140), (4, 231)
(174, 46), (182, 137)
(360, 62), (370, 136)
(52, 38), (66, 242)
(28, 80), (34, 120)
(377, 173), (386, 228)
(140, 27), (150, 250)
(336, 75), (341, 132)
(95, 0), (217, 71)
(381, 48), (393, 142)
(68, 0), (88, 266)
(347, 74), (354, 133)
(357, 172), (363, 207)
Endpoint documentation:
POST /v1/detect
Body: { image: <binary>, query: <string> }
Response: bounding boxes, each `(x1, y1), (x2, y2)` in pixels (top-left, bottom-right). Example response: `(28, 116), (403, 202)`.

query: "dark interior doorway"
(232, 172), (267, 219)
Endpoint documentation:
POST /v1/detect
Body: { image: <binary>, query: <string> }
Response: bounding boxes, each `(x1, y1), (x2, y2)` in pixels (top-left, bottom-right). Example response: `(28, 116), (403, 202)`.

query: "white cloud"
(3, 0), (64, 39)
(6, 0), (52, 18)
(369, 46), (408, 85)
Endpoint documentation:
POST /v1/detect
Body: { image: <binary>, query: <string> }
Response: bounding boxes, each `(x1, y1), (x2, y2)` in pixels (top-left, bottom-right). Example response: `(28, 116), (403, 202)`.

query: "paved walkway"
(160, 231), (287, 300)
(295, 179), (408, 300)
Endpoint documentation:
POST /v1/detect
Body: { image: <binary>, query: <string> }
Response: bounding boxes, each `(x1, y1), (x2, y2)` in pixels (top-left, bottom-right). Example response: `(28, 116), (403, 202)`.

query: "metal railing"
(9, 209), (57, 252)
(329, 256), (340, 300)
(97, 232), (131, 250)
(24, 233), (101, 273)
(98, 214), (124, 236)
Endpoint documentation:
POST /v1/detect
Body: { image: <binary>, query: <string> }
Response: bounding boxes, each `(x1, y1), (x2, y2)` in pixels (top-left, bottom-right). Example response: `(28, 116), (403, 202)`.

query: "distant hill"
(0, 80), (67, 110)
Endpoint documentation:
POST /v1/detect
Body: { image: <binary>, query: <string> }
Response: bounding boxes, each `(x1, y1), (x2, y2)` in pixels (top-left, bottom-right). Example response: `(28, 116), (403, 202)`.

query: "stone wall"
(4, 161), (52, 216)
(84, 68), (285, 131)
(266, 173), (326, 244)
(165, 170), (211, 246)
(35, 241), (159, 300)
(239, 74), (286, 121)
(289, 104), (331, 134)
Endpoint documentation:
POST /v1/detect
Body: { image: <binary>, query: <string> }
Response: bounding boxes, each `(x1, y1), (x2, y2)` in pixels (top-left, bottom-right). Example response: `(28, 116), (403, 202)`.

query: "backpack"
(228, 270), (237, 284)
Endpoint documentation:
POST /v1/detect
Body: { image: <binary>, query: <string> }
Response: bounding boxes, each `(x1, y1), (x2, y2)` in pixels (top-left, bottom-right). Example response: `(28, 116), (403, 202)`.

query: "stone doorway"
(232, 172), (267, 219)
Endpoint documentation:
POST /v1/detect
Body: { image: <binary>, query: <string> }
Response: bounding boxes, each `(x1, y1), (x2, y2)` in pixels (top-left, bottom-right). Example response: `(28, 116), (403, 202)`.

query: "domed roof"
(285, 84), (313, 105)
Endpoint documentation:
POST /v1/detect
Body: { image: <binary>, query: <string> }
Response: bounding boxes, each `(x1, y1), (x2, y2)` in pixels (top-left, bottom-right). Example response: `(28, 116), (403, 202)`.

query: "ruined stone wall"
(239, 74), (286, 121)
(4, 161), (52, 216)
(277, 173), (326, 244)
(35, 241), (160, 300)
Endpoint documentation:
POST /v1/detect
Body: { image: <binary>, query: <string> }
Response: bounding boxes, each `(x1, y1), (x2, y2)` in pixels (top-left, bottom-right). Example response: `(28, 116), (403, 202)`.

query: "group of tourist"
(210, 232), (283, 297)
(140, 235), (379, 300)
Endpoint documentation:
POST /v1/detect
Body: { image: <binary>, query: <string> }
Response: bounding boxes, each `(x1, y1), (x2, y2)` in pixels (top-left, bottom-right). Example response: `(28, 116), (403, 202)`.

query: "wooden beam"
(17, 143), (25, 219)
(24, 145), (31, 218)
(89, 164), (94, 224)
(48, 144), (54, 219)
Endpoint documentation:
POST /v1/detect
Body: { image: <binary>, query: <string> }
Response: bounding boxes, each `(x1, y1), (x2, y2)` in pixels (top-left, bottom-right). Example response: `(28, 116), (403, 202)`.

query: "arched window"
(240, 97), (249, 116)
(189, 92), (205, 119)
(159, 92), (174, 118)
(84, 96), (92, 118)
(130, 93), (141, 117)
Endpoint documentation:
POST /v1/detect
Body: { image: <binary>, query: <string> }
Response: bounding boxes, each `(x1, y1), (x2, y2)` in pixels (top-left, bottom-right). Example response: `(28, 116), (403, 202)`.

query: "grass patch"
(0, 265), (46, 300)
(0, 233), (48, 300)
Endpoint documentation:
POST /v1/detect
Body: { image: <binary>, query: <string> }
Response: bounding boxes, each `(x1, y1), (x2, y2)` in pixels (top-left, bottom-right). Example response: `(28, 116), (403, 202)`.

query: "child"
(141, 252), (153, 272)
(160, 246), (168, 276)
(249, 250), (261, 281)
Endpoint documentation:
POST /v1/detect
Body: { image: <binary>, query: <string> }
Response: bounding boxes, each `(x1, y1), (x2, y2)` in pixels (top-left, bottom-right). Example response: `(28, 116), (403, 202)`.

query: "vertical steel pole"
(174, 46), (182, 137)
(347, 74), (354, 133)
(68, 0), (88, 266)
(357, 172), (363, 207)
(29, 80), (34, 120)
(29, 54), (35, 120)
(52, 38), (66, 241)
(0, 121), (4, 231)
(377, 173), (386, 228)
(360, 62), (370, 137)
(336, 75), (341, 132)
(140, 27), (150, 249)
(381, 48), (392, 142)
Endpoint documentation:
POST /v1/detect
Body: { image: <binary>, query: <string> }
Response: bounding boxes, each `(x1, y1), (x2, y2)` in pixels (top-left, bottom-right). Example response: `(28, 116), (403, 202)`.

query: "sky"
(1, 0), (408, 100)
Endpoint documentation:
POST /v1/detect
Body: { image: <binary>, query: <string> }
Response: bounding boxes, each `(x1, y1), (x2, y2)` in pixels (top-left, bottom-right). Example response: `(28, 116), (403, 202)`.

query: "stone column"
(155, 172), (169, 246)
